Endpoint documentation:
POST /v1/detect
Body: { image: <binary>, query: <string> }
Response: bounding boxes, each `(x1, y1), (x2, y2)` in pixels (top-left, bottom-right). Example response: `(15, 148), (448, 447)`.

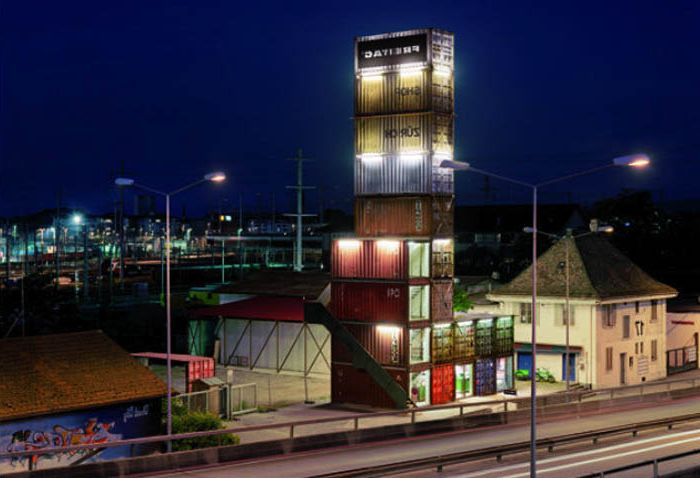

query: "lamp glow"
(205, 171), (226, 182)
(613, 154), (651, 168)
(377, 325), (401, 334)
(72, 214), (83, 225)
(439, 159), (470, 171)
(399, 152), (423, 163)
(338, 239), (361, 250)
(114, 177), (135, 187)
(377, 239), (400, 252)
(359, 153), (382, 164)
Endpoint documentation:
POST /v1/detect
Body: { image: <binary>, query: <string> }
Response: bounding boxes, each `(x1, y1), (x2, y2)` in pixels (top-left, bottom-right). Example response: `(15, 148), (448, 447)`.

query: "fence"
(667, 346), (698, 375)
(178, 383), (258, 419)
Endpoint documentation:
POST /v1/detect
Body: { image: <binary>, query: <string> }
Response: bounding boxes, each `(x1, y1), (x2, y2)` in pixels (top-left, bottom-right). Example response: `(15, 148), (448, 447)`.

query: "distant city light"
(72, 213), (83, 225)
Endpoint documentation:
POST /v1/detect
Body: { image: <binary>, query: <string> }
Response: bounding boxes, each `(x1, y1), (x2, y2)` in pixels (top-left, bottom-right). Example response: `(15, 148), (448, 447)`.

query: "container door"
(517, 352), (532, 379)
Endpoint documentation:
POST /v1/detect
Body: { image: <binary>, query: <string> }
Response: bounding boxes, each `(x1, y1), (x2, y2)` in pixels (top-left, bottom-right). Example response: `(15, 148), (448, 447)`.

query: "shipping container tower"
(320, 29), (515, 408)
(330, 29), (456, 408)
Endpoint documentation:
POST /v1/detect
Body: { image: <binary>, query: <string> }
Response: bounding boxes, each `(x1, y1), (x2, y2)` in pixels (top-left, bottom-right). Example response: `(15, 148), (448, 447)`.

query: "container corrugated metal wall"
(354, 196), (454, 237)
(332, 362), (408, 409)
(332, 323), (406, 366)
(332, 240), (407, 279)
(475, 358), (496, 396)
(331, 281), (407, 323)
(355, 154), (431, 195)
(431, 363), (455, 404)
(431, 280), (453, 322)
(354, 113), (453, 155)
(354, 70), (454, 116)
(355, 70), (431, 115)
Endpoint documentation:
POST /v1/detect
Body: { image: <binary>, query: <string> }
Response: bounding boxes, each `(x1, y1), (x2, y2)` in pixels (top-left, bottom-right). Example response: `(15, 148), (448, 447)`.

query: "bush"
(166, 398), (239, 451)
(453, 286), (474, 312)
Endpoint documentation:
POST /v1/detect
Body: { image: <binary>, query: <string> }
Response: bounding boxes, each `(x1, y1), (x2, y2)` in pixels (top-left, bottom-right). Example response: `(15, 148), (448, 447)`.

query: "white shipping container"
(354, 154), (453, 195)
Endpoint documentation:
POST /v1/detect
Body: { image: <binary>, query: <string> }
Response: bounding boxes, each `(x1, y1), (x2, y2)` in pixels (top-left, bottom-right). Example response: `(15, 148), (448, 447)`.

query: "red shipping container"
(354, 196), (454, 237)
(332, 323), (407, 367)
(332, 239), (407, 280)
(331, 362), (408, 409)
(431, 363), (455, 405)
(331, 281), (407, 323)
(431, 280), (454, 322)
(186, 357), (215, 392)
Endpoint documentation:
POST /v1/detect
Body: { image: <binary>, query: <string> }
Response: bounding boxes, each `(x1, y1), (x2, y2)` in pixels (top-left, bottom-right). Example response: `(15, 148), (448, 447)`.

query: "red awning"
(192, 296), (305, 322)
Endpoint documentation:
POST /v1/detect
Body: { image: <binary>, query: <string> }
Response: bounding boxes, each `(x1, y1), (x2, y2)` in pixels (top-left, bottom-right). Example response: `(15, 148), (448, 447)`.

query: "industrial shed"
(0, 331), (166, 473)
(194, 296), (331, 376)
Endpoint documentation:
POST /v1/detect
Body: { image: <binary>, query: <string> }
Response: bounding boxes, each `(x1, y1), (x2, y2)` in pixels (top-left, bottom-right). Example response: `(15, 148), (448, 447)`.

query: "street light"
(523, 224), (614, 391)
(441, 154), (649, 477)
(114, 171), (226, 452)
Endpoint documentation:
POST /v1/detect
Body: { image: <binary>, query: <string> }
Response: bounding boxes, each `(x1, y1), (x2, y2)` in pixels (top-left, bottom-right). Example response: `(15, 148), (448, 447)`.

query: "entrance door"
(620, 353), (627, 385)
(562, 353), (576, 382)
(517, 352), (533, 379)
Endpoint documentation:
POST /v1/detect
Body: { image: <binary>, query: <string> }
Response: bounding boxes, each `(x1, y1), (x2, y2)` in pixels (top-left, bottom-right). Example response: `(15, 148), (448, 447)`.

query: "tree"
(453, 285), (473, 312)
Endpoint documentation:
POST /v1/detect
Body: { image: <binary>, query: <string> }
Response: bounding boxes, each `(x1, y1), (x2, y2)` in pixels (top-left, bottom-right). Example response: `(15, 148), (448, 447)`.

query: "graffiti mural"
(0, 400), (160, 473)
(4, 418), (121, 469)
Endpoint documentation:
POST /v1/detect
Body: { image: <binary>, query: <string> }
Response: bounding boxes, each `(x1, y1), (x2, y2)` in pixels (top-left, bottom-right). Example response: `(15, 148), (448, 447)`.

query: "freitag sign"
(357, 33), (427, 69)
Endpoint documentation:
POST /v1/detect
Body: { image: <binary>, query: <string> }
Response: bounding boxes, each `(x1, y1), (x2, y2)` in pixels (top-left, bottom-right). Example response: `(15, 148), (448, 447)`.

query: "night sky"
(1, 0), (698, 217)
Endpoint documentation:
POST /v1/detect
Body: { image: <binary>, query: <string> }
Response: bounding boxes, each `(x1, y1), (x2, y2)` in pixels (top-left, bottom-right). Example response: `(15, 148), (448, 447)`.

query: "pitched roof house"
(488, 235), (677, 388)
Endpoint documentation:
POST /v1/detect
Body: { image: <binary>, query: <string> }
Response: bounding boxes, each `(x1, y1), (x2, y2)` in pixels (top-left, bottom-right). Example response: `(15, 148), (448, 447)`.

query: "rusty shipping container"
(354, 113), (453, 156)
(431, 363), (455, 405)
(332, 238), (407, 280)
(331, 281), (408, 323)
(332, 362), (409, 409)
(355, 69), (453, 116)
(332, 323), (407, 367)
(355, 196), (454, 237)
(431, 280), (454, 322)
(355, 154), (453, 196)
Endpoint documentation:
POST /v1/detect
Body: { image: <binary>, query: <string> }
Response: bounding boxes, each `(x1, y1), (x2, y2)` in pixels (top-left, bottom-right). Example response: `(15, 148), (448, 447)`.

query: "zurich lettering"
(362, 45), (420, 59)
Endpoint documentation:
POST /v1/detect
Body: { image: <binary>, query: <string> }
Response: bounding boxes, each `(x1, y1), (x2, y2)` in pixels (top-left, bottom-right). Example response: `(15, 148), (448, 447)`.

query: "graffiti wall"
(0, 399), (161, 473)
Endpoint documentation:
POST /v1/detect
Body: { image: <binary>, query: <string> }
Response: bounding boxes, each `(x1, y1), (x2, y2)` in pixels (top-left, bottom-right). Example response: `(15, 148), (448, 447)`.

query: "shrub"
(165, 398), (239, 451)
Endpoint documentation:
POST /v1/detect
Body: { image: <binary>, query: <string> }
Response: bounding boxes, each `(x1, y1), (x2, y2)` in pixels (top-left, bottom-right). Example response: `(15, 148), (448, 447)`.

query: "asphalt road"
(133, 397), (700, 478)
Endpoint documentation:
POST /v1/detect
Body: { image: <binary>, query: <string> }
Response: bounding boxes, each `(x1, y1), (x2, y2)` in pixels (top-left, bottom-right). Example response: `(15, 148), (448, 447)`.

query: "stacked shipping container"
(331, 28), (513, 408)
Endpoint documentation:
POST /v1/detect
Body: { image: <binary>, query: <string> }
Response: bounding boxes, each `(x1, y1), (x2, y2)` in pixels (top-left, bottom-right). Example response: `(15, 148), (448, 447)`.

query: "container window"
(409, 285), (430, 321)
(408, 242), (430, 278)
(431, 239), (454, 278)
(410, 327), (431, 364)
(431, 325), (453, 362)
(455, 364), (473, 399)
(496, 356), (513, 392)
(409, 370), (431, 407)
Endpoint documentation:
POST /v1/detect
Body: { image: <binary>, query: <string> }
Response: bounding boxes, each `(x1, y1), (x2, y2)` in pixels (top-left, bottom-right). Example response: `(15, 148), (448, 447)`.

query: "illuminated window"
(409, 285), (430, 321)
(410, 328), (430, 364)
(408, 242), (429, 278)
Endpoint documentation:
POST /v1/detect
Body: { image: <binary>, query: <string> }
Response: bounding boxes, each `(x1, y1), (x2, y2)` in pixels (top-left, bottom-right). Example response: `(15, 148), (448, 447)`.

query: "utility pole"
(285, 149), (315, 272)
(83, 222), (89, 301)
(118, 161), (126, 290)
(55, 190), (61, 290)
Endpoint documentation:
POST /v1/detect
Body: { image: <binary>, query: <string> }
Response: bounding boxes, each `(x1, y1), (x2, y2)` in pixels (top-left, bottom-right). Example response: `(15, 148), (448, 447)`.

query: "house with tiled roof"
(0, 330), (167, 473)
(487, 234), (677, 388)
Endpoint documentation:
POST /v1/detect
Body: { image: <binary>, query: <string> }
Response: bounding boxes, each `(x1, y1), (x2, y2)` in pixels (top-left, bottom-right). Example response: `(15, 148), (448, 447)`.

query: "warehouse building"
(0, 331), (166, 473)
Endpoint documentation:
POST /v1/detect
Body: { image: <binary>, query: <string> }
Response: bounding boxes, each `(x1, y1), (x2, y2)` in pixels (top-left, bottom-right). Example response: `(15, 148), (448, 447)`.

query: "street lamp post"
(115, 171), (226, 452)
(441, 153), (649, 477)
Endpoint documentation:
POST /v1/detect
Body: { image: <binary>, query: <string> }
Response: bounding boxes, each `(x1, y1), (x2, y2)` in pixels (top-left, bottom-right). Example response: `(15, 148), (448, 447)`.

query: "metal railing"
(2, 374), (700, 471)
(580, 447), (700, 477)
(178, 383), (258, 418)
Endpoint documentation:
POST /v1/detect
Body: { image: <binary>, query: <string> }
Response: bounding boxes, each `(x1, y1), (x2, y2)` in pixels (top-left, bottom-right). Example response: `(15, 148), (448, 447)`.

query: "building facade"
(488, 235), (677, 388)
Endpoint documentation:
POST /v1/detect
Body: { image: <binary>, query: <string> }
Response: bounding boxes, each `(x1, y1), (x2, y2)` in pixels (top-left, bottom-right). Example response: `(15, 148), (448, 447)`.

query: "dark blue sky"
(1, 0), (698, 217)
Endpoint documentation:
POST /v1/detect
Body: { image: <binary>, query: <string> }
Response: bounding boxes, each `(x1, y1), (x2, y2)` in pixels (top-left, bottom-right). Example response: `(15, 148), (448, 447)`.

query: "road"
(131, 397), (700, 478)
